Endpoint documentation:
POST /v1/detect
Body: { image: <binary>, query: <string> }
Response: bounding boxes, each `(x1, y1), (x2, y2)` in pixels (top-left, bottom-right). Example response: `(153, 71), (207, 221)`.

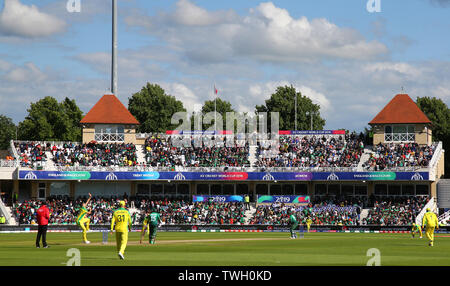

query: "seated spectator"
(363, 143), (435, 171)
(52, 142), (138, 168)
(255, 132), (364, 169)
(144, 135), (250, 168)
(14, 141), (48, 168)
(361, 196), (428, 226)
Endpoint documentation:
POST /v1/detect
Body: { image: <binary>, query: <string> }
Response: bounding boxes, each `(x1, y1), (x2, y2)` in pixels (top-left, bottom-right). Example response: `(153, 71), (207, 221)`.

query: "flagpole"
(214, 83), (217, 132)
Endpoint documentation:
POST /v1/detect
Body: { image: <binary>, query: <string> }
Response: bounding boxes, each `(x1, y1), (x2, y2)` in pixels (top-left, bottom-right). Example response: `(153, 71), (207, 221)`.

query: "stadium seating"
(143, 135), (250, 168)
(13, 196), (429, 226)
(51, 142), (138, 168)
(249, 198), (362, 226)
(362, 143), (436, 171)
(14, 142), (48, 168)
(11, 135), (438, 172)
(254, 133), (364, 170)
(361, 196), (428, 226)
(13, 197), (247, 225)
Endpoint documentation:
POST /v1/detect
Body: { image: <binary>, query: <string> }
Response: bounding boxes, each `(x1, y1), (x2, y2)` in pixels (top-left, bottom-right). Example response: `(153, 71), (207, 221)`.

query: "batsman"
(422, 208), (439, 247)
(289, 209), (299, 239)
(140, 208), (162, 245)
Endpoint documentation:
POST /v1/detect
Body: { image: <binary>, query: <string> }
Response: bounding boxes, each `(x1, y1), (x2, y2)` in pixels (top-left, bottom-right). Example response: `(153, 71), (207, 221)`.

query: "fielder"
(140, 208), (162, 245)
(306, 217), (313, 233)
(422, 208), (439, 247)
(411, 222), (423, 239)
(110, 201), (132, 260)
(76, 193), (92, 244)
(289, 209), (299, 239)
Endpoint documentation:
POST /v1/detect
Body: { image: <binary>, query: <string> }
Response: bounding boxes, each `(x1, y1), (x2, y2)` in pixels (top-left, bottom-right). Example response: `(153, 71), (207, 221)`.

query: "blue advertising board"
(18, 170), (430, 181)
(193, 195), (244, 203)
(257, 195), (310, 205)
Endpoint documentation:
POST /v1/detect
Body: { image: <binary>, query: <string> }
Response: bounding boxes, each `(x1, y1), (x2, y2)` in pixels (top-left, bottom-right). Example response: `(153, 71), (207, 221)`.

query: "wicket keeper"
(140, 208), (162, 245)
(110, 200), (132, 260)
(422, 208), (439, 247)
(411, 222), (423, 238)
(289, 209), (298, 239)
(76, 193), (92, 244)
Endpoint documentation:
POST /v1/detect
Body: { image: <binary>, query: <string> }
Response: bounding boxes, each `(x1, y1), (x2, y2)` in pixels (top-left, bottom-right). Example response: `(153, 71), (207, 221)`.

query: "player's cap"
(119, 200), (126, 207)
(426, 208), (431, 211)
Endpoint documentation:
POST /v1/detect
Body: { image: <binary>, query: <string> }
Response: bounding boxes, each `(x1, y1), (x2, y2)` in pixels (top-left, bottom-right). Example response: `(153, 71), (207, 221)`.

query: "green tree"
(18, 96), (83, 141)
(255, 85), (325, 131)
(198, 98), (235, 131)
(416, 96), (450, 178)
(0, 115), (16, 150)
(128, 83), (186, 133)
(61, 97), (83, 141)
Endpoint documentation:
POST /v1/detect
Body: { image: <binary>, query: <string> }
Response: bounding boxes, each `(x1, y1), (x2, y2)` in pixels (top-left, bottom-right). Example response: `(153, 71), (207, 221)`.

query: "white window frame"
(384, 124), (415, 143)
(94, 124), (125, 143)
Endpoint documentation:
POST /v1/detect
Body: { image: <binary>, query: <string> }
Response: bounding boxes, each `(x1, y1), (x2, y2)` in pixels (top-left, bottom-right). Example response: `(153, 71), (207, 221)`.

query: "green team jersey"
(289, 214), (298, 224)
(145, 212), (161, 227)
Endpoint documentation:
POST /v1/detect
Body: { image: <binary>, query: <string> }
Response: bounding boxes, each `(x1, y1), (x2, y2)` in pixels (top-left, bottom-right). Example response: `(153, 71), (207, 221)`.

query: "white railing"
(438, 210), (450, 224)
(415, 197), (437, 225)
(9, 140), (19, 162)
(55, 165), (252, 173)
(0, 195), (13, 225)
(95, 133), (125, 142)
(0, 160), (16, 168)
(255, 166), (358, 172)
(428, 142), (443, 181)
(385, 133), (415, 142)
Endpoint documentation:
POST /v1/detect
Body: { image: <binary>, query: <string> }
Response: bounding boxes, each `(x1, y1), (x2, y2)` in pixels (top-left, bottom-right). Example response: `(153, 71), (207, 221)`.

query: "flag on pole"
(214, 85), (218, 96)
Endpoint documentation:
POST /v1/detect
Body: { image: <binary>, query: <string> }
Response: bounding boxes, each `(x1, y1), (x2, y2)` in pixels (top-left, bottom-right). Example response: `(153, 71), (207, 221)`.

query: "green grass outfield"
(1, 232), (449, 266)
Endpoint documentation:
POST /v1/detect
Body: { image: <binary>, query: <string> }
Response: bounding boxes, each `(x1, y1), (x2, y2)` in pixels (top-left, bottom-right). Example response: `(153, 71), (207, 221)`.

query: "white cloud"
(2, 62), (47, 82)
(126, 1), (388, 64)
(0, 0), (66, 38)
(162, 82), (201, 113)
(171, 0), (238, 27)
(363, 62), (422, 78)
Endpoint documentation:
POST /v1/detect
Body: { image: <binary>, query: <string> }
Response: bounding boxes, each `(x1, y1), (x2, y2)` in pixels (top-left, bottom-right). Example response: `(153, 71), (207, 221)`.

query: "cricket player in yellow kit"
(411, 222), (423, 238)
(110, 201), (132, 260)
(306, 217), (313, 233)
(422, 208), (439, 247)
(77, 193), (92, 244)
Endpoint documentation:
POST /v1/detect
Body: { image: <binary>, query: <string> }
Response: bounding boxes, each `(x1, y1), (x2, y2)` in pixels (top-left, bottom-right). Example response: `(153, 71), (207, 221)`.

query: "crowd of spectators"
(51, 142), (138, 168)
(12, 196), (247, 226)
(13, 196), (125, 225)
(363, 143), (436, 171)
(11, 195), (431, 227)
(361, 196), (428, 226)
(255, 133), (364, 169)
(249, 198), (362, 226)
(144, 135), (250, 168)
(11, 137), (438, 172)
(14, 142), (48, 168)
(135, 199), (246, 225)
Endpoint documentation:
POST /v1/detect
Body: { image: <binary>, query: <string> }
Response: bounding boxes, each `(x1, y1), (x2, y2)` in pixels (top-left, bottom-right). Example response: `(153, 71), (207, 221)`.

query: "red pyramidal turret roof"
(80, 94), (139, 125)
(369, 94), (431, 125)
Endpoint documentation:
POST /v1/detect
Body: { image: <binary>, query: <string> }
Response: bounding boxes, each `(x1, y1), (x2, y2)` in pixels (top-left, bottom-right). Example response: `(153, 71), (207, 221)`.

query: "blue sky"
(0, 0), (449, 132)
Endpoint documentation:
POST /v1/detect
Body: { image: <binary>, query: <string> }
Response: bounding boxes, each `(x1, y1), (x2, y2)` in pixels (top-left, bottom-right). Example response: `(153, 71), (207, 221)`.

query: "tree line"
(0, 83), (326, 147)
(0, 82), (449, 178)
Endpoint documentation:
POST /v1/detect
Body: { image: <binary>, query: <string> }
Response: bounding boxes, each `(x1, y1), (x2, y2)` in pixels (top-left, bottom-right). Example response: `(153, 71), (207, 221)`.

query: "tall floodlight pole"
(291, 85), (297, 130)
(111, 0), (118, 95)
(294, 93), (297, 130)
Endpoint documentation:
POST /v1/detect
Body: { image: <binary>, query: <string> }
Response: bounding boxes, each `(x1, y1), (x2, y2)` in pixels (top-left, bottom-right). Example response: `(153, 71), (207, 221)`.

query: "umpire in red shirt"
(36, 201), (50, 248)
